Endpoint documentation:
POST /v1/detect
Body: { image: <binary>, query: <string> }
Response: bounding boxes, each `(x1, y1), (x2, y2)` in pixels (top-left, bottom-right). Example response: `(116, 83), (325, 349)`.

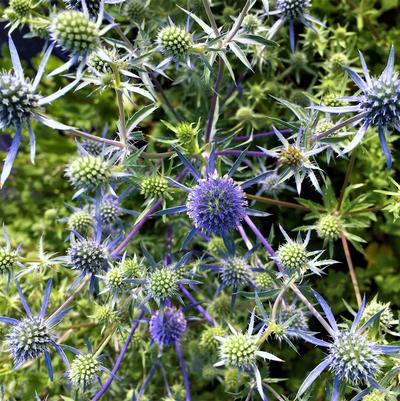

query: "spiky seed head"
(157, 25), (193, 58)
(105, 267), (129, 294)
(0, 73), (39, 129)
(186, 177), (248, 235)
(64, 0), (101, 18)
(122, 0), (146, 20)
(362, 299), (394, 332)
(88, 49), (116, 74)
(209, 293), (231, 316)
(220, 333), (258, 369)
(66, 156), (111, 191)
(315, 118), (335, 135)
(224, 367), (244, 391)
(254, 272), (273, 290)
(316, 214), (342, 240)
(263, 172), (283, 194)
(175, 121), (198, 147)
(68, 239), (108, 275)
(235, 106), (255, 122)
(9, 0), (31, 16)
(6, 316), (54, 366)
(221, 257), (251, 288)
(361, 74), (400, 128)
(69, 353), (101, 389)
(290, 51), (308, 67)
(3, 7), (19, 21)
(362, 390), (387, 401)
(140, 176), (169, 199)
(68, 210), (94, 233)
(277, 0), (311, 18)
(81, 140), (103, 156)
(329, 52), (349, 73)
(206, 236), (225, 255)
(93, 303), (116, 323)
(279, 145), (305, 168)
(120, 257), (145, 279)
(51, 11), (99, 56)
(242, 14), (260, 33)
(149, 307), (187, 346)
(200, 326), (225, 350)
(147, 268), (179, 301)
(279, 304), (309, 332)
(0, 248), (18, 274)
(328, 331), (382, 384)
(277, 242), (308, 272)
(99, 198), (121, 225)
(323, 92), (344, 107)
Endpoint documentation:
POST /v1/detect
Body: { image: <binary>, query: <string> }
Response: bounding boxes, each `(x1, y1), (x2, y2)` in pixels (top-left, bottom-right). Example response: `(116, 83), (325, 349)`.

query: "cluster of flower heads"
(0, 0), (400, 400)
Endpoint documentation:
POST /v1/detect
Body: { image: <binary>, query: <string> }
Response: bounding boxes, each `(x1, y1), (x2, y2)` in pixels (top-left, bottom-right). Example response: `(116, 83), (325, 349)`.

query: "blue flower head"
(149, 306), (187, 347)
(267, 0), (323, 51)
(296, 291), (400, 399)
(316, 47), (399, 168)
(0, 280), (71, 380)
(186, 176), (247, 235)
(0, 37), (77, 187)
(156, 147), (270, 243)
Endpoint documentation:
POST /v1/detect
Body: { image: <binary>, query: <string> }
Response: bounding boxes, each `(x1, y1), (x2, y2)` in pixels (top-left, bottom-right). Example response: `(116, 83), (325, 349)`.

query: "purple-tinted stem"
(136, 363), (157, 401)
(111, 200), (162, 256)
(180, 285), (215, 326)
(214, 129), (292, 142)
(175, 341), (191, 401)
(237, 223), (252, 251)
(112, 169), (187, 256)
(243, 215), (285, 274)
(216, 150), (268, 157)
(91, 309), (145, 401)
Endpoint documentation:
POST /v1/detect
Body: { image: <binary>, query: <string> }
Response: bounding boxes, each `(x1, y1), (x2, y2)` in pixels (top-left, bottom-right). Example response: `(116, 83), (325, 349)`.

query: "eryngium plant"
(0, 0), (400, 400)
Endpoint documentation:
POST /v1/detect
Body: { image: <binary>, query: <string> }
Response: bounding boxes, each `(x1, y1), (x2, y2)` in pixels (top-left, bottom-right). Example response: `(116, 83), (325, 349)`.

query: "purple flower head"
(149, 307), (187, 346)
(186, 176), (247, 235)
(0, 280), (71, 380)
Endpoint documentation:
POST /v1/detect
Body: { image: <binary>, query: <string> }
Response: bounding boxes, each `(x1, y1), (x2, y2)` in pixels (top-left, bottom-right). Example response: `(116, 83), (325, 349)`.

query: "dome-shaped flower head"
(155, 18), (195, 70)
(133, 248), (197, 308)
(156, 147), (270, 244)
(267, 0), (323, 51)
(296, 292), (400, 399)
(0, 225), (23, 285)
(275, 226), (336, 276)
(214, 310), (283, 401)
(0, 37), (78, 187)
(149, 307), (187, 347)
(65, 228), (119, 294)
(0, 280), (71, 379)
(315, 47), (400, 168)
(259, 127), (327, 194)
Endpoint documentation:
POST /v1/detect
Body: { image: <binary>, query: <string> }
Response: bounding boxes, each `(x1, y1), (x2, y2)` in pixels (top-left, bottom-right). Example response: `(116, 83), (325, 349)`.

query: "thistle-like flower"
(214, 311), (283, 401)
(0, 38), (77, 187)
(275, 226), (336, 276)
(267, 0), (323, 51)
(200, 326), (225, 350)
(68, 210), (95, 233)
(140, 175), (170, 199)
(259, 127), (327, 194)
(316, 214), (343, 241)
(0, 280), (70, 379)
(315, 47), (400, 168)
(296, 292), (400, 398)
(149, 307), (187, 347)
(157, 147), (269, 241)
(0, 225), (22, 284)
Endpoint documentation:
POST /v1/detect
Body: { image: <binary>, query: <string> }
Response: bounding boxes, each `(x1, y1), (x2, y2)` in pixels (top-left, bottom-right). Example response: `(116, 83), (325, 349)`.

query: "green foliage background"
(0, 0), (399, 400)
